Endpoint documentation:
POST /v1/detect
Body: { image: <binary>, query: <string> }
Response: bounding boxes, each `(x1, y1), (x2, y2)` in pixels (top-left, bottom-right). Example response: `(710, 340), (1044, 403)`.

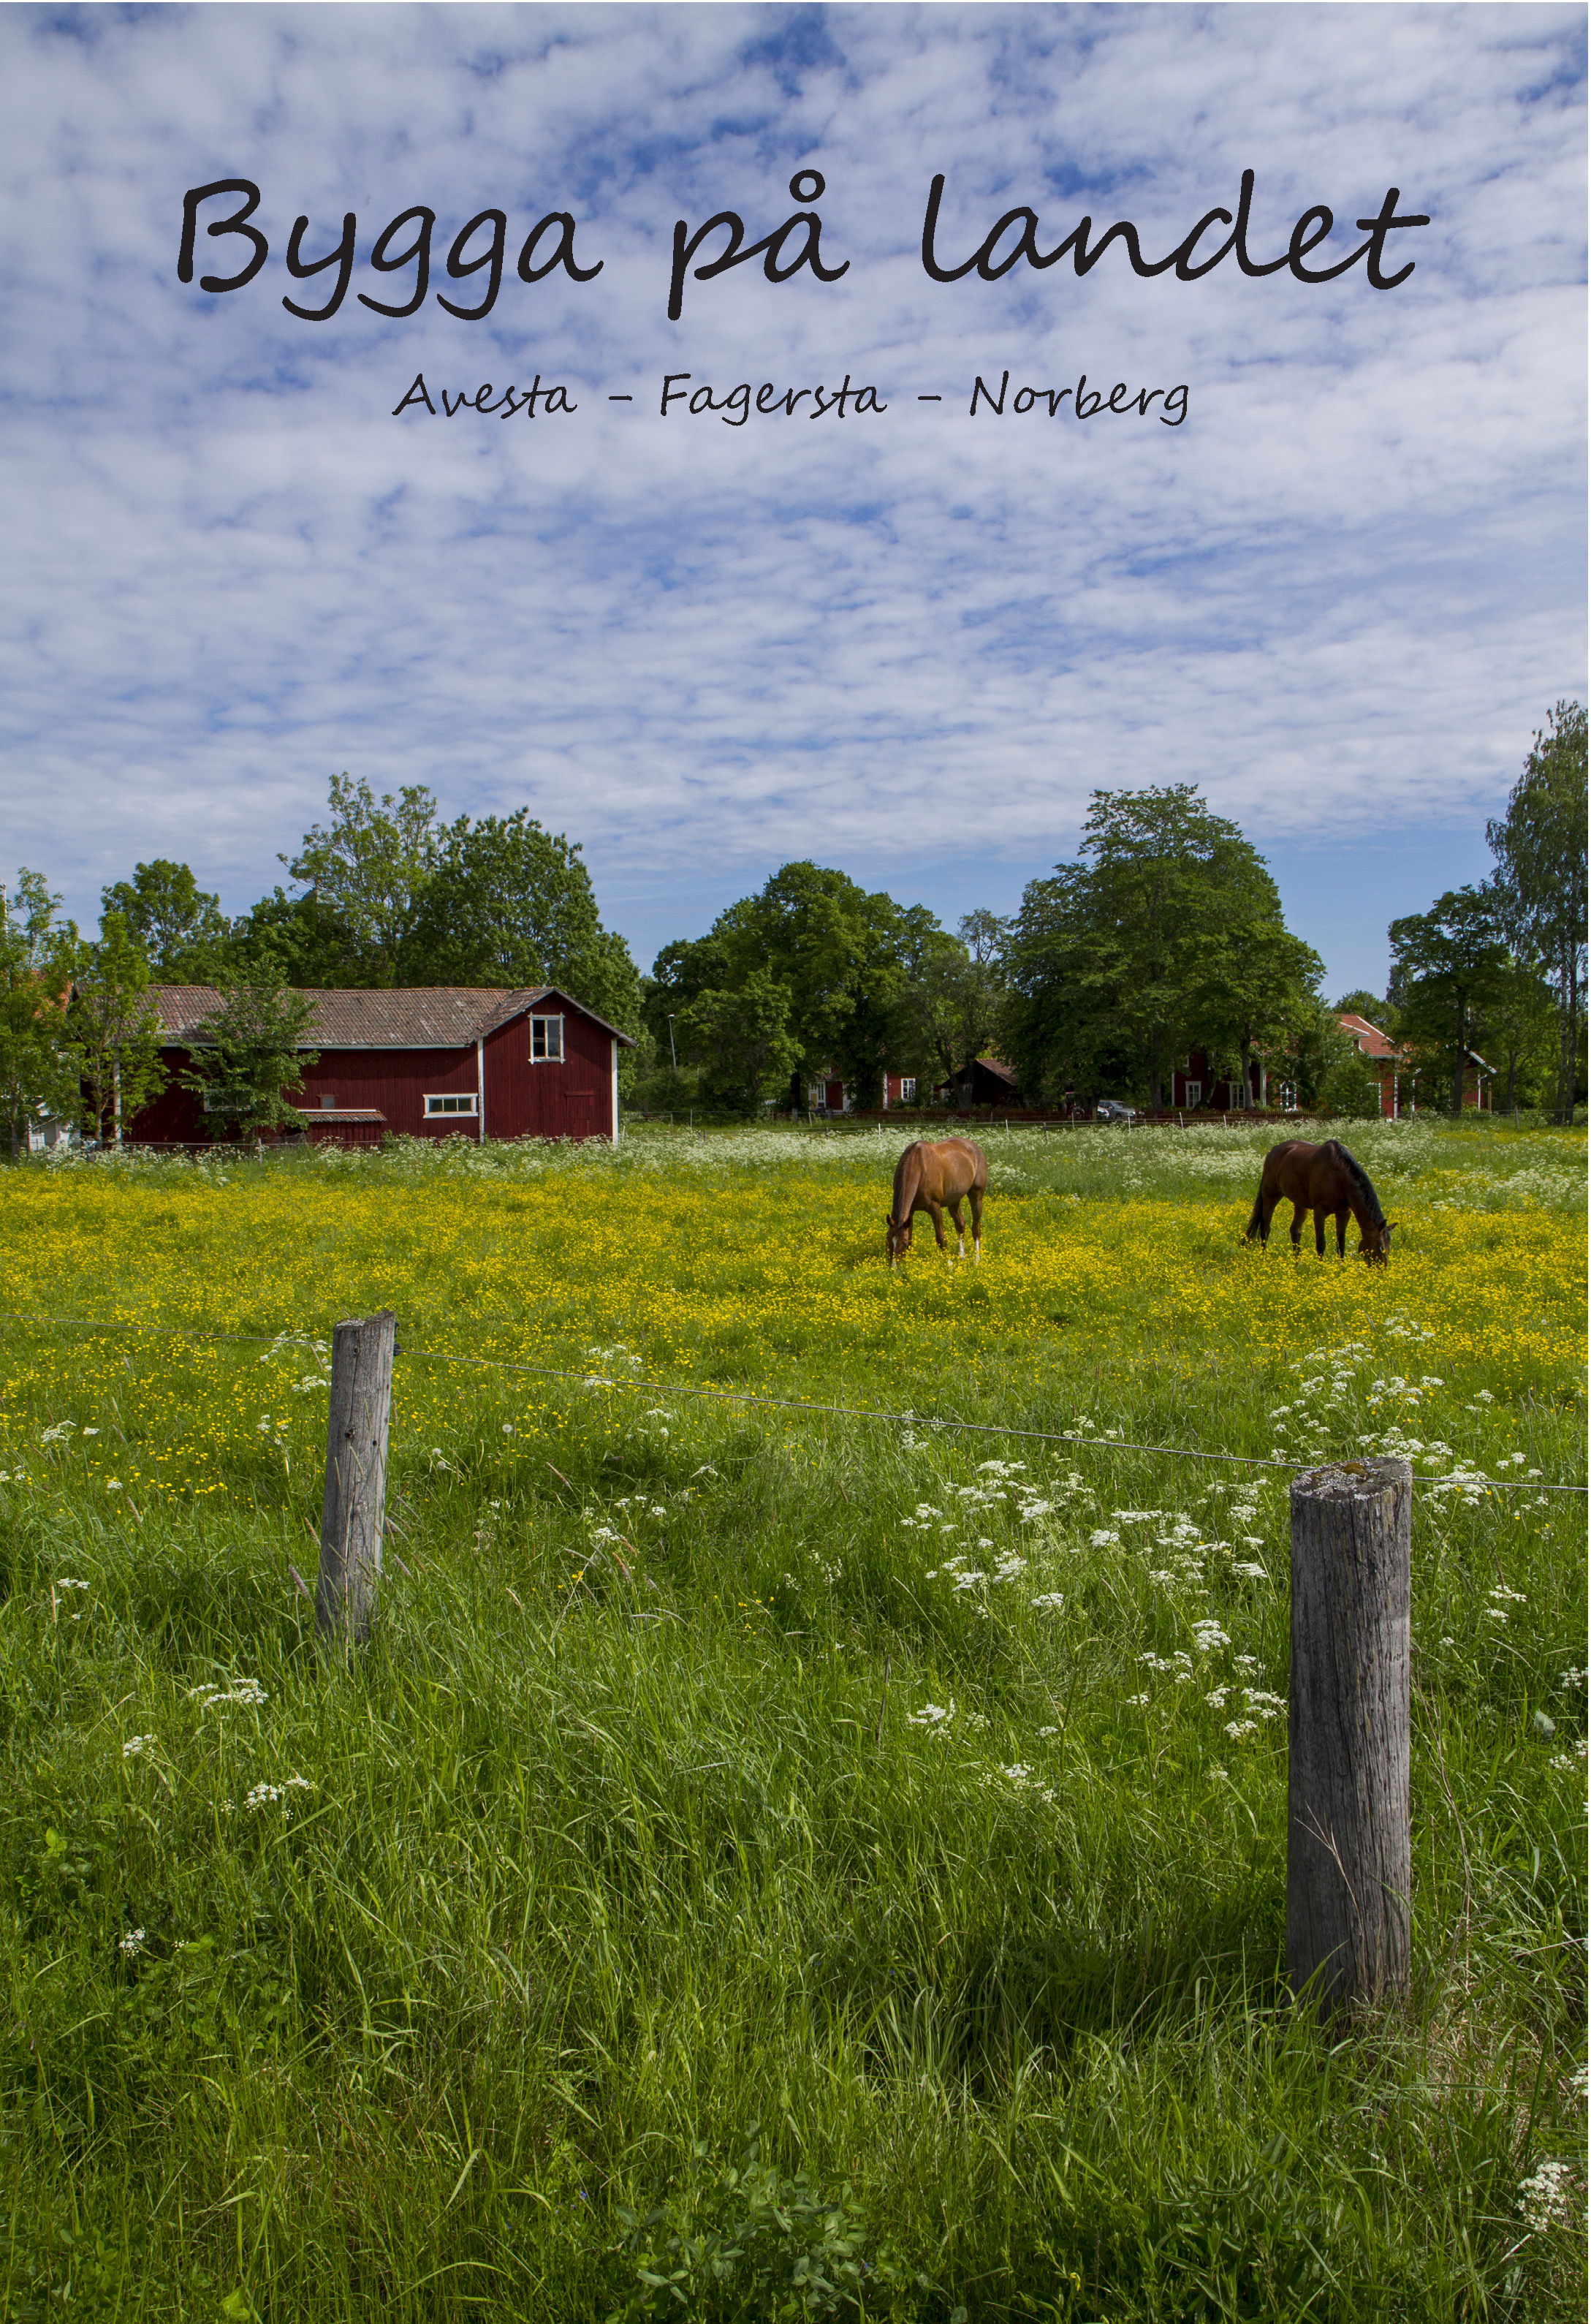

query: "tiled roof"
(149, 985), (634, 1048)
(1340, 1013), (1399, 1060)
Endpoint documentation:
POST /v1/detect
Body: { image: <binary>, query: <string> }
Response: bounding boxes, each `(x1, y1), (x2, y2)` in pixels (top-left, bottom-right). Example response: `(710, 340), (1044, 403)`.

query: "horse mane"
(1329, 1140), (1386, 1226)
(890, 1142), (924, 1225)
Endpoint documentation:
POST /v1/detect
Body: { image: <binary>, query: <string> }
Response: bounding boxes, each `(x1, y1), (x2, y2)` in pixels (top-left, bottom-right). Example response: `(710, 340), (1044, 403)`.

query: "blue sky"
(1, 2), (1584, 999)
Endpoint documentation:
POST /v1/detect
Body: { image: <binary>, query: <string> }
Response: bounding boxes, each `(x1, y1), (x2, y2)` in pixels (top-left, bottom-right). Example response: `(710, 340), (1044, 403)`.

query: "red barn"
(132, 985), (633, 1146)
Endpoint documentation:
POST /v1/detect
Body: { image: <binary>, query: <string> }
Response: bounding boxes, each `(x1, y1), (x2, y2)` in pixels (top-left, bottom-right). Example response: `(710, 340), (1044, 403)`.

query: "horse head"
(1359, 1218), (1394, 1263)
(884, 1210), (913, 1265)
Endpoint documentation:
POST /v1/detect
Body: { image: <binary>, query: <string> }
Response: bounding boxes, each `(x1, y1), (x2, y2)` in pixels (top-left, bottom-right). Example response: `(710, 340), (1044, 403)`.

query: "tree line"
(644, 706), (1586, 1127)
(2, 704), (1584, 1154)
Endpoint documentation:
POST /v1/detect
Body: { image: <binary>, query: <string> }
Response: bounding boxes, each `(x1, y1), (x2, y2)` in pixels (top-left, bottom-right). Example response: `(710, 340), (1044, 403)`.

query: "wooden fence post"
(1287, 1456), (1412, 2011)
(314, 1309), (396, 1645)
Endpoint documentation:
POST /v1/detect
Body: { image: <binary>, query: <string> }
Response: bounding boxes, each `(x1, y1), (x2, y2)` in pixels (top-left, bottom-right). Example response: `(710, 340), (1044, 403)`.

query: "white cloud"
(0, 4), (1583, 991)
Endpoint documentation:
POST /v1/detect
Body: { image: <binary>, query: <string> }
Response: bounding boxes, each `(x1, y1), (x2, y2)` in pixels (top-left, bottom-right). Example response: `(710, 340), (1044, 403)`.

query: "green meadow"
(0, 1119), (1584, 2321)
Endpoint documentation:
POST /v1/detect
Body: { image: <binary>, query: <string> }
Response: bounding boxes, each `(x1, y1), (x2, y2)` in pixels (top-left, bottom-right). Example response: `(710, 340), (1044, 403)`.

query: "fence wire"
(0, 1309), (1583, 1495)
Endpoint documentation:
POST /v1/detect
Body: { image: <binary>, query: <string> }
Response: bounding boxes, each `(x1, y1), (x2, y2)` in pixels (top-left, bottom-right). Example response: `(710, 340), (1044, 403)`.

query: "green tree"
(101, 860), (231, 981)
(1486, 701), (1587, 1122)
(648, 864), (939, 1110)
(229, 886), (357, 988)
(1387, 887), (1508, 1116)
(402, 809), (642, 1042)
(1204, 915), (1324, 1113)
(1334, 989), (1389, 1026)
(1484, 953), (1559, 1114)
(895, 911), (1010, 1103)
(1005, 788), (1309, 1110)
(0, 871), (80, 1160)
(177, 976), (320, 1140)
(284, 773), (440, 983)
(66, 910), (165, 1144)
(1305, 1007), (1383, 1119)
(676, 971), (802, 1115)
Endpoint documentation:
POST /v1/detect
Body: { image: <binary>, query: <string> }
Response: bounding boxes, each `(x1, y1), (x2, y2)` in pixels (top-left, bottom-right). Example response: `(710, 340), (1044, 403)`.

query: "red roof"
(1340, 1013), (1400, 1060)
(149, 984), (634, 1048)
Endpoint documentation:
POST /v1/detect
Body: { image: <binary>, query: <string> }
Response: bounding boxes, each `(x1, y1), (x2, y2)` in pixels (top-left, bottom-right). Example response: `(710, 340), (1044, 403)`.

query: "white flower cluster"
(1484, 1583), (1527, 1625)
(906, 1699), (956, 1730)
(122, 1735), (156, 1757)
(189, 1680), (267, 1708)
(259, 1330), (330, 1365)
(243, 1776), (313, 1813)
(1516, 2158), (1579, 2235)
(119, 1928), (147, 1957)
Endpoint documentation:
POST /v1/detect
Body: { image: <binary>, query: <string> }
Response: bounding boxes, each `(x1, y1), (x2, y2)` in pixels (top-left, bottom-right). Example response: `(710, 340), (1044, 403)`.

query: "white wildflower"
(1517, 2159), (1578, 2234)
(118, 1928), (146, 1956)
(907, 1700), (955, 1727)
(121, 1735), (156, 1757)
(1224, 1719), (1259, 1739)
(1029, 1592), (1066, 1611)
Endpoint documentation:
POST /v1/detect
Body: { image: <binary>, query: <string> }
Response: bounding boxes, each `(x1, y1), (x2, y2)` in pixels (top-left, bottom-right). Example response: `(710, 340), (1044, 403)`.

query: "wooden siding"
(297, 1048), (474, 1137)
(484, 1004), (612, 1140)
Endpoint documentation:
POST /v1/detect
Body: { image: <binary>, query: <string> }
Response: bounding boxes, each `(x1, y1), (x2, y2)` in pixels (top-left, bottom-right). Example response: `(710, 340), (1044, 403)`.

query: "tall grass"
(0, 1121), (1584, 2320)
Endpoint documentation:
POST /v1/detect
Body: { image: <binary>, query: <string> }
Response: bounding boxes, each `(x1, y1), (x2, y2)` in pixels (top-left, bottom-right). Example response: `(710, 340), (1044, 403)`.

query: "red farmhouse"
(133, 985), (633, 1147)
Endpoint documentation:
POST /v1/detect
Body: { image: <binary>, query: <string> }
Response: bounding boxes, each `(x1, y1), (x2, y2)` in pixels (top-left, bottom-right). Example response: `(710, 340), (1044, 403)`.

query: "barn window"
(530, 1015), (563, 1061)
(900, 1077), (917, 1102)
(424, 1093), (478, 1117)
(1183, 1080), (1201, 1109)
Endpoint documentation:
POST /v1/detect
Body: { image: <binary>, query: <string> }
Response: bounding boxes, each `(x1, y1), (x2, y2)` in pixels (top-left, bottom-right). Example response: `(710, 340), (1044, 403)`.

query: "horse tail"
(1244, 1184), (1266, 1241)
(1327, 1140), (1386, 1227)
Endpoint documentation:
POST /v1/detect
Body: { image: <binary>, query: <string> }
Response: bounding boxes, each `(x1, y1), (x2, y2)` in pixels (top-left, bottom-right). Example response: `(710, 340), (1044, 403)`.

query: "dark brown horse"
(1245, 1138), (1394, 1263)
(886, 1137), (987, 1265)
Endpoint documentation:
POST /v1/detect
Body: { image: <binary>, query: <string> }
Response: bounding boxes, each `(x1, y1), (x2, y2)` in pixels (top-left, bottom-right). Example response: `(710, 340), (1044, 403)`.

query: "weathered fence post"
(1288, 1456), (1412, 2011)
(314, 1309), (396, 1645)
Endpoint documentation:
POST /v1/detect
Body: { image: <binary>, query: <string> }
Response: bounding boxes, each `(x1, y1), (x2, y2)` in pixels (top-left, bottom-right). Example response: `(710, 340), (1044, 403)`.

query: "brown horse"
(1245, 1138), (1394, 1263)
(886, 1137), (987, 1265)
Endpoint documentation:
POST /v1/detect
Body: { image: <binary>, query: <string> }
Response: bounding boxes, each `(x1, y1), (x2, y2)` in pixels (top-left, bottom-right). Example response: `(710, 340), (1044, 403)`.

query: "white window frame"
(900, 1077), (917, 1102)
(530, 1014), (564, 1062)
(1183, 1080), (1201, 1110)
(424, 1092), (479, 1118)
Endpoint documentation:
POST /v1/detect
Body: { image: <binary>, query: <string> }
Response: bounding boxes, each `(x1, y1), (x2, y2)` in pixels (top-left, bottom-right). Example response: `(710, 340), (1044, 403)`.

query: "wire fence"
(0, 1309), (1583, 1496)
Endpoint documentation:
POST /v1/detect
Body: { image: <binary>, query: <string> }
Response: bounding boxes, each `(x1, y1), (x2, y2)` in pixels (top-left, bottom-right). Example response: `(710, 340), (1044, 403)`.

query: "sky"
(1, 1), (1584, 1002)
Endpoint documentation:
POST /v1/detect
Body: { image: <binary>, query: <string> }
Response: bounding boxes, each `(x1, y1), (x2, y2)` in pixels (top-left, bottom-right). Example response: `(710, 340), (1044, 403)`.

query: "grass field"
(0, 1119), (1584, 2322)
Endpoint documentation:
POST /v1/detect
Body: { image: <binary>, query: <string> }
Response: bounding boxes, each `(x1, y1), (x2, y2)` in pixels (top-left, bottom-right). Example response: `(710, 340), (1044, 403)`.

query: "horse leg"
(970, 1184), (983, 1260)
(1315, 1208), (1327, 1257)
(948, 1197), (966, 1257)
(927, 1199), (948, 1253)
(1334, 1208), (1348, 1257)
(1289, 1201), (1305, 1252)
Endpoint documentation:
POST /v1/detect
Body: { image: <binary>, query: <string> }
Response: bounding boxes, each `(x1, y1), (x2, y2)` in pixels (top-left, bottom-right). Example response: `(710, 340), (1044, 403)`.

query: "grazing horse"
(1244, 1138), (1394, 1263)
(885, 1137), (987, 1266)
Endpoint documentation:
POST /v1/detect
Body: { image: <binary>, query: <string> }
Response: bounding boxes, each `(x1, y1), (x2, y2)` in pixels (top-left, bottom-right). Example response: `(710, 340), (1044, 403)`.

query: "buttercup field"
(0, 1118), (1583, 2320)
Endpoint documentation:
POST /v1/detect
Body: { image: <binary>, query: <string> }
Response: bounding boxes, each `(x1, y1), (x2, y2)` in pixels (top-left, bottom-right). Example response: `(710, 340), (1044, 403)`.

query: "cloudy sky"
(1, 2), (1584, 995)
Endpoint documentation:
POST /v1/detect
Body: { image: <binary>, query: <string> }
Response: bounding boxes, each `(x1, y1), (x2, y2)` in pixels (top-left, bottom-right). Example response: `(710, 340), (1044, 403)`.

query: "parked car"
(1095, 1099), (1137, 1124)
